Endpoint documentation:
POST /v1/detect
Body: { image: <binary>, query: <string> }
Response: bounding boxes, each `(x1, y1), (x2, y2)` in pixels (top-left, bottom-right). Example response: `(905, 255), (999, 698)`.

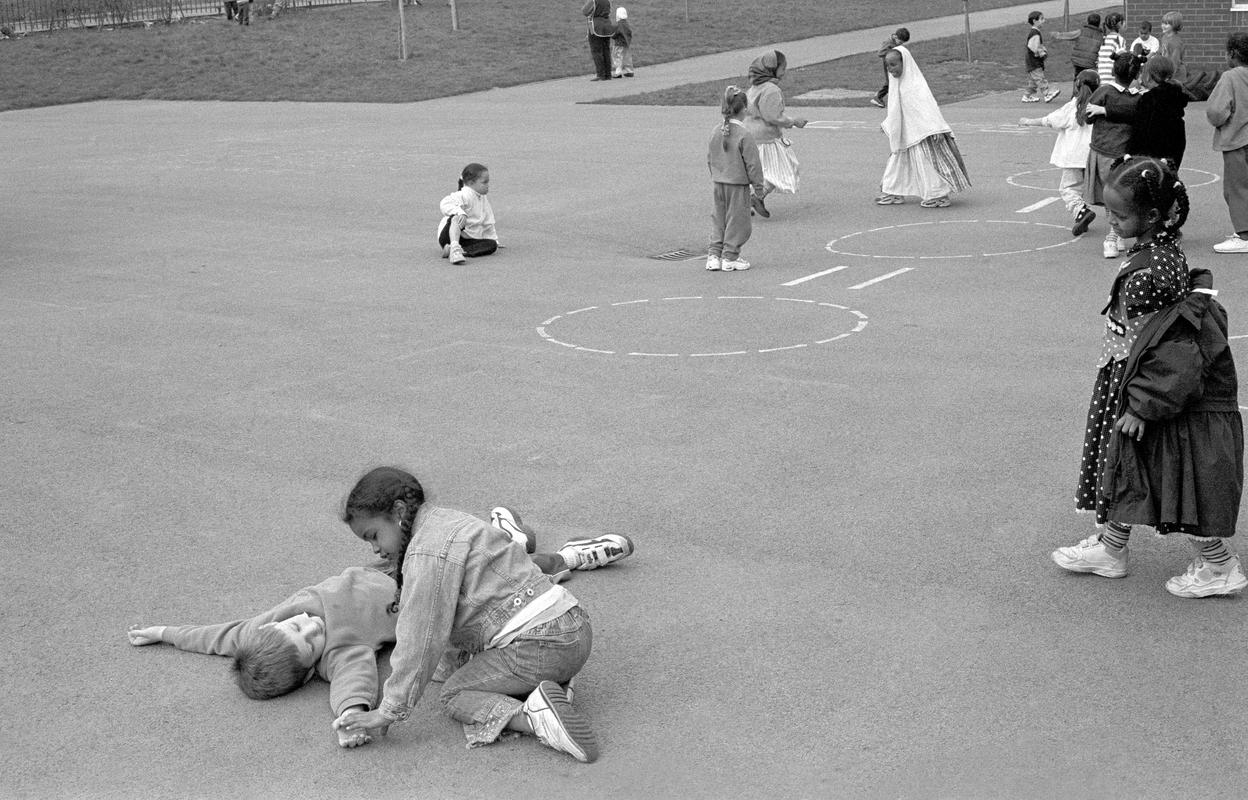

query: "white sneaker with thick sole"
(489, 506), (537, 553)
(558, 534), (634, 570)
(1051, 535), (1129, 578)
(523, 680), (598, 763)
(722, 258), (750, 271)
(706, 255), (722, 271)
(1165, 556), (1248, 598)
(448, 244), (466, 264)
(1213, 235), (1248, 254)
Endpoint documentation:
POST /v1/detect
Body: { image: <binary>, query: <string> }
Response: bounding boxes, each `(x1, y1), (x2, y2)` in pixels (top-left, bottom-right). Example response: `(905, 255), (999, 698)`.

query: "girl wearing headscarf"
(876, 46), (971, 208)
(581, 0), (615, 82)
(744, 50), (807, 219)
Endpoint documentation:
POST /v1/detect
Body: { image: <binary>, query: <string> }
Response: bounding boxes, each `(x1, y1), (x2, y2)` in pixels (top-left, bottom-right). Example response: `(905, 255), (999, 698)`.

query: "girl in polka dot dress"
(1053, 155), (1247, 597)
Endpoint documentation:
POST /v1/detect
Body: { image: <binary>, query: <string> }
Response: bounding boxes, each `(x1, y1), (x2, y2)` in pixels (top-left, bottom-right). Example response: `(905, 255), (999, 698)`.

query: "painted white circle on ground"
(1007, 165), (1219, 191)
(825, 219), (1079, 260)
(537, 296), (868, 357)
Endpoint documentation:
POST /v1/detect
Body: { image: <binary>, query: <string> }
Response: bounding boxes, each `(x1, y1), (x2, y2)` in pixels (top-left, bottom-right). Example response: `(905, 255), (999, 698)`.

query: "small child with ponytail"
(333, 467), (622, 763)
(437, 163), (498, 265)
(706, 85), (765, 272)
(1053, 155), (1248, 598)
(1020, 69), (1101, 236)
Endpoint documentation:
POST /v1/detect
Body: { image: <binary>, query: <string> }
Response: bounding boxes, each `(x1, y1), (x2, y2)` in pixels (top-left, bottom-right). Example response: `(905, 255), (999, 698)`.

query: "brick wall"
(1128, 0), (1248, 68)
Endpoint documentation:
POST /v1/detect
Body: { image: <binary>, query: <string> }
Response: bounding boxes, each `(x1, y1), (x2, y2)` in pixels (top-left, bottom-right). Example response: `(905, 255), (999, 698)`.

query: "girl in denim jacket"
(333, 467), (625, 762)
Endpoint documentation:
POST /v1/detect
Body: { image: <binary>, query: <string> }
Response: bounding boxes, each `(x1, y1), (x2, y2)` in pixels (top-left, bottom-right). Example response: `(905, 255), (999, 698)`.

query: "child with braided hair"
(706, 85), (765, 272)
(333, 467), (613, 762)
(1053, 155), (1247, 598)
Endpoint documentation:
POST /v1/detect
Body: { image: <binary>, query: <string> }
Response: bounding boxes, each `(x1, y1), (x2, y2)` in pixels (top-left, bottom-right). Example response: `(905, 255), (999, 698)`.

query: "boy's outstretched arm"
(128, 625), (168, 645)
(322, 644), (384, 748)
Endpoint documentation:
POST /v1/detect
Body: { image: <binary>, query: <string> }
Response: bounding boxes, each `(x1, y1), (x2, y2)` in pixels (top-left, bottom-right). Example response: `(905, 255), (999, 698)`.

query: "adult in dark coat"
(581, 0), (615, 81)
(1101, 268), (1244, 538)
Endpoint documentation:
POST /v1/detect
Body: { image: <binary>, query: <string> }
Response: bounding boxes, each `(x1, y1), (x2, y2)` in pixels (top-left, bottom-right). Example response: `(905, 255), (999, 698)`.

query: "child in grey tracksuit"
(707, 85), (765, 272)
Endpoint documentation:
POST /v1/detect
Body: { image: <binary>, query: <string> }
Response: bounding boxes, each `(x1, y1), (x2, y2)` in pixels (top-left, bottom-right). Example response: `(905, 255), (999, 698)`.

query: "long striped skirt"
(757, 139), (800, 194)
(881, 133), (971, 201)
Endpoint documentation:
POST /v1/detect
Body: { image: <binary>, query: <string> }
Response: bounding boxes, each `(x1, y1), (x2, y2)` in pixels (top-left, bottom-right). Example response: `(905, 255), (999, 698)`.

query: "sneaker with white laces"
(721, 258), (750, 271)
(1021, 94), (1040, 103)
(1165, 556), (1248, 598)
(522, 680), (598, 762)
(1213, 234), (1248, 254)
(1102, 235), (1120, 259)
(706, 254), (722, 271)
(1051, 535), (1129, 578)
(490, 506), (537, 553)
(558, 534), (635, 570)
(448, 244), (467, 264)
(1044, 88), (1062, 102)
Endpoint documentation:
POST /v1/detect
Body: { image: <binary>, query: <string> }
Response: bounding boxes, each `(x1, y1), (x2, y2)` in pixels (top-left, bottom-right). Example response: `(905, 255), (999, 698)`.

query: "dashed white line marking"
(849, 268), (913, 290)
(782, 266), (849, 286)
(1016, 196), (1062, 213)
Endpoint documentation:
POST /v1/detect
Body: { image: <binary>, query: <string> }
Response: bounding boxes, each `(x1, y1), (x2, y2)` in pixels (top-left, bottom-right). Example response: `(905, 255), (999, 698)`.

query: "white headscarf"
(881, 45), (952, 153)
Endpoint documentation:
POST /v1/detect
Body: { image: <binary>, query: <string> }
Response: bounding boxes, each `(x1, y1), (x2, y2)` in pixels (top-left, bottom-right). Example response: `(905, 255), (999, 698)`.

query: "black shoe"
(1072, 207), (1096, 236)
(751, 194), (770, 219)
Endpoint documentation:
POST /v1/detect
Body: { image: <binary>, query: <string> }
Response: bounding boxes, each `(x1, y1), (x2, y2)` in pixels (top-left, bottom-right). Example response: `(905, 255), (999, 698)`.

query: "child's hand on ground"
(333, 708), (391, 742)
(127, 625), (165, 646)
(334, 722), (373, 748)
(1114, 412), (1147, 441)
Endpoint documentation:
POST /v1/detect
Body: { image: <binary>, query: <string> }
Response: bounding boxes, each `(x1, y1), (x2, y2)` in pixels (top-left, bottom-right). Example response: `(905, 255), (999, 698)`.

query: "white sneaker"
(1165, 556), (1248, 598)
(522, 680), (598, 763)
(721, 258), (750, 271)
(1213, 234), (1248, 254)
(489, 506), (537, 553)
(706, 254), (722, 271)
(448, 244), (466, 264)
(441, 244), (450, 258)
(1051, 535), (1129, 578)
(1102, 235), (1120, 259)
(558, 534), (634, 570)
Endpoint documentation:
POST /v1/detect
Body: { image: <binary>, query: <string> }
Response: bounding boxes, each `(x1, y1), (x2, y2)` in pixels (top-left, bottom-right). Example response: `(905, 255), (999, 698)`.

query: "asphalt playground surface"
(5, 1), (1248, 797)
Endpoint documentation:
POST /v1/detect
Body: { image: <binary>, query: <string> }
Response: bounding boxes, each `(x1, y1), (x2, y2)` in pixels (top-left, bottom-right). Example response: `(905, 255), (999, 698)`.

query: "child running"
(743, 50), (807, 219)
(333, 467), (613, 762)
(126, 506), (632, 749)
(1020, 69), (1100, 236)
(707, 85), (765, 273)
(1084, 52), (1142, 257)
(1052, 155), (1247, 598)
(875, 46), (971, 208)
(1022, 11), (1062, 103)
(438, 163), (497, 265)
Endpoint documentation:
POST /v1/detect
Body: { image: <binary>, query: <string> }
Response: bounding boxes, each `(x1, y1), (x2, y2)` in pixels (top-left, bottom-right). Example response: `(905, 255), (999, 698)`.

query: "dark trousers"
(588, 35), (612, 79)
(223, 0), (237, 18)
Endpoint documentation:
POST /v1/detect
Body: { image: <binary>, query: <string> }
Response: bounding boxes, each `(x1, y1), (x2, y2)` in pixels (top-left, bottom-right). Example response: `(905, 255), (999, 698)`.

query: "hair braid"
(386, 485), (421, 614)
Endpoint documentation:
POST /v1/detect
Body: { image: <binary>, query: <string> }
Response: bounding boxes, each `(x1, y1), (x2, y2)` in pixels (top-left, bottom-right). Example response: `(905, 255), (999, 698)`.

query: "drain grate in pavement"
(650, 248), (704, 261)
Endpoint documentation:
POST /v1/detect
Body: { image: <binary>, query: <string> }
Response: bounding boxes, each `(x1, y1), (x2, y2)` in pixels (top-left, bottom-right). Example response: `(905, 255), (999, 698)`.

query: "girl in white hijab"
(876, 46), (971, 208)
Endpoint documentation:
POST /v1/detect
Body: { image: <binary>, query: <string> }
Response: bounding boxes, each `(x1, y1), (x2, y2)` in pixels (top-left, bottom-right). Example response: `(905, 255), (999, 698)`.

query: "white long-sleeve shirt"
(1037, 98), (1093, 168)
(438, 187), (497, 241)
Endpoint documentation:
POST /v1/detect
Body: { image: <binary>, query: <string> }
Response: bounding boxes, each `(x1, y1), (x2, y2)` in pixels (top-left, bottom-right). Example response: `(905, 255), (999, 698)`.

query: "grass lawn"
(3, 0), (1052, 111)
(596, 7), (1122, 108)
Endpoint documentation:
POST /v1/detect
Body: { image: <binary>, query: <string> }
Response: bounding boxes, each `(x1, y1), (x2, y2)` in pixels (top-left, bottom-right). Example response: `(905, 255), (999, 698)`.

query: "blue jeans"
(439, 605), (592, 746)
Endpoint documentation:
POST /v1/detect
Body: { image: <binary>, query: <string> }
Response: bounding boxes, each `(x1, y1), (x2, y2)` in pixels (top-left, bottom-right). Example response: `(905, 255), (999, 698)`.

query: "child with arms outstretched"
(1052, 156), (1246, 597)
(334, 467), (619, 762)
(1020, 69), (1100, 236)
(438, 162), (497, 265)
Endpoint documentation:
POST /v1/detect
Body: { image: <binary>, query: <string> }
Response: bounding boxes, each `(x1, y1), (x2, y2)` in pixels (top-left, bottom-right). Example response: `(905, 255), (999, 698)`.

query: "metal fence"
(0, 0), (373, 33)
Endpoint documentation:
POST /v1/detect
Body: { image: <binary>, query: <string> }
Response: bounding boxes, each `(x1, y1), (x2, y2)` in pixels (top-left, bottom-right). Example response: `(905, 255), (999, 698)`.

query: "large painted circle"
(825, 219), (1079, 260)
(1007, 166), (1219, 191)
(537, 296), (868, 357)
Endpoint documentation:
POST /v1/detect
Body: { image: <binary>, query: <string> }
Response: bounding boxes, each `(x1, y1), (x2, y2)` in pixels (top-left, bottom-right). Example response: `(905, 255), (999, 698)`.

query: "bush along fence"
(0, 0), (374, 34)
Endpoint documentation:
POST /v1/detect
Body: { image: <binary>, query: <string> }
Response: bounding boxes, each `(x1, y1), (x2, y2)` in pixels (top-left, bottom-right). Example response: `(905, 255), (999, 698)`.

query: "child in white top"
(1020, 69), (1101, 236)
(437, 163), (498, 265)
(1130, 21), (1160, 59)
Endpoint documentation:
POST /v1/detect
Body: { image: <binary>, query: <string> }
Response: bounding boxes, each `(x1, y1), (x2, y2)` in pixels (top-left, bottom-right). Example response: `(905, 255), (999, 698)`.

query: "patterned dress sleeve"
(1122, 246), (1190, 319)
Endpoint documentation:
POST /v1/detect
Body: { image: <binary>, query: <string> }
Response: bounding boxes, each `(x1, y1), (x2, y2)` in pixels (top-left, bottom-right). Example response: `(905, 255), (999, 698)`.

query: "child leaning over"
(1020, 69), (1100, 236)
(334, 467), (605, 762)
(707, 85), (765, 273)
(1053, 155), (1247, 598)
(438, 162), (498, 265)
